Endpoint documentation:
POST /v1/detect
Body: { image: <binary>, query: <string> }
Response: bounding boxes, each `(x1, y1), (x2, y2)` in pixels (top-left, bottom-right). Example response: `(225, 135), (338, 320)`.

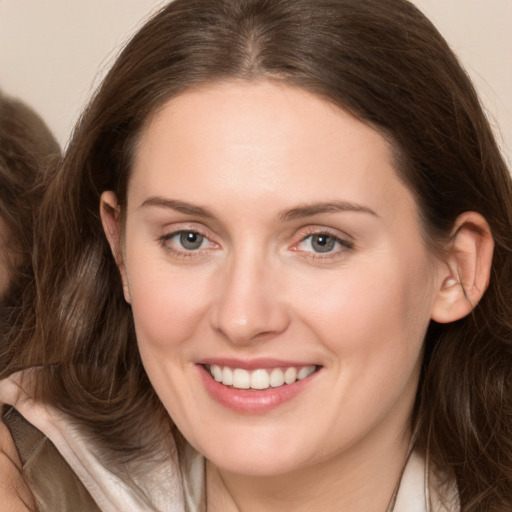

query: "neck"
(206, 425), (412, 512)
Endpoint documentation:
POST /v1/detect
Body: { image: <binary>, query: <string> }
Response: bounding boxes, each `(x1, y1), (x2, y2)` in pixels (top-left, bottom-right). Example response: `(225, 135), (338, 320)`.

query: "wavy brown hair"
(0, 91), (60, 359)
(3, 0), (512, 509)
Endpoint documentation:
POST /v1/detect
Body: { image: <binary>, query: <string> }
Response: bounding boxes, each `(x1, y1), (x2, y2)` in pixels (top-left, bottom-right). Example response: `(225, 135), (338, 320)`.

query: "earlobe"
(431, 212), (494, 324)
(100, 191), (131, 304)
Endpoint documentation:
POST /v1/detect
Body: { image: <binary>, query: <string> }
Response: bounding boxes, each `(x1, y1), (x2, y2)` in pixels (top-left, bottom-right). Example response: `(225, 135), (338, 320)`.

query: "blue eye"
(309, 234), (336, 253)
(298, 233), (351, 254)
(163, 230), (209, 251)
(179, 231), (205, 250)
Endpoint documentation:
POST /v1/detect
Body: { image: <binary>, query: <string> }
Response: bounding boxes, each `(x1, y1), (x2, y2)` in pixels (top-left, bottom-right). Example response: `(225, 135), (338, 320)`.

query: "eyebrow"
(279, 201), (378, 221)
(140, 197), (215, 218)
(140, 197), (378, 221)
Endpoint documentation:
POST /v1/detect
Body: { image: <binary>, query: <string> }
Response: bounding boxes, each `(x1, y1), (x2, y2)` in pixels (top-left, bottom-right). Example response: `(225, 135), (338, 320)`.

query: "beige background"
(0, 0), (510, 166)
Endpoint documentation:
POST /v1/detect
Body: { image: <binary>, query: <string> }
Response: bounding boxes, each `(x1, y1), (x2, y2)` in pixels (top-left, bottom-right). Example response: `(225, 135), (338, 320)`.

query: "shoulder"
(2, 403), (101, 512)
(0, 413), (37, 511)
(1, 370), (189, 511)
(1, 371), (101, 511)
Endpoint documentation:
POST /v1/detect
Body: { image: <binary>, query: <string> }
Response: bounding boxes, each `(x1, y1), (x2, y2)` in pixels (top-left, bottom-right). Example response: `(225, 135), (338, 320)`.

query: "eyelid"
(290, 226), (355, 257)
(158, 220), (215, 239)
(294, 225), (354, 243)
(158, 224), (220, 257)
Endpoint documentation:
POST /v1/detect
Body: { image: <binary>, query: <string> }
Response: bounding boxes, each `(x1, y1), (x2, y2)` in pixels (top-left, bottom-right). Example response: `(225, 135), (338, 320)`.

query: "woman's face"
(0, 217), (13, 302)
(106, 81), (446, 477)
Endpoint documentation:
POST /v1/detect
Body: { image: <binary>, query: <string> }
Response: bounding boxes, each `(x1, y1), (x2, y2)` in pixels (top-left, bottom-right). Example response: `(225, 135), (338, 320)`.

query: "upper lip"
(197, 357), (320, 370)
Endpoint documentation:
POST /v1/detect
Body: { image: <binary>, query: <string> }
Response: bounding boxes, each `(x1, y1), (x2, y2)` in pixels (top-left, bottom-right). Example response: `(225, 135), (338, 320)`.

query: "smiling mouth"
(205, 364), (319, 390)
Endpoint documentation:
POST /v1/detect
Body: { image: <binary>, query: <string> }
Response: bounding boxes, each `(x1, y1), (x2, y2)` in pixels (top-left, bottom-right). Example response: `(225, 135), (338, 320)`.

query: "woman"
(1, 0), (511, 510)
(0, 91), (60, 511)
(0, 91), (60, 307)
(0, 90), (61, 358)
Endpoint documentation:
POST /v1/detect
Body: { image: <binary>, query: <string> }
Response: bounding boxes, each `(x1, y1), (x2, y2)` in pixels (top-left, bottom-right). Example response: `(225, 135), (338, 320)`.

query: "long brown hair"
(0, 91), (60, 361)
(4, 1), (512, 509)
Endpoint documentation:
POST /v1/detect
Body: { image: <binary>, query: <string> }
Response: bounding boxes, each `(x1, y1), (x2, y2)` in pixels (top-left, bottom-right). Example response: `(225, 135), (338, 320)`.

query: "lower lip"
(198, 365), (319, 414)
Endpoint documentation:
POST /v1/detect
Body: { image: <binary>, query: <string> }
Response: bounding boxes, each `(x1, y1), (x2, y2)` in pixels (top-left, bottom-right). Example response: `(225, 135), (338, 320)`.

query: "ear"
(100, 191), (131, 304)
(431, 212), (494, 323)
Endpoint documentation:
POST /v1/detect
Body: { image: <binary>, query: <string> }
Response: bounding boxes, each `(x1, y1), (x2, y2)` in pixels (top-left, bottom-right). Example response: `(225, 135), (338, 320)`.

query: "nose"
(209, 250), (290, 345)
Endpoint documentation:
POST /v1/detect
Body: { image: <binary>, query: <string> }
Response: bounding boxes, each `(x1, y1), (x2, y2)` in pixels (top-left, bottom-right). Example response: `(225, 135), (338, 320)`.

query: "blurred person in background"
(0, 90), (60, 511)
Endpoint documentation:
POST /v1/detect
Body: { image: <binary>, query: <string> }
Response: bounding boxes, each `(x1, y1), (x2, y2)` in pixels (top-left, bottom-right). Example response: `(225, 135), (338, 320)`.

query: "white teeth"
(208, 364), (316, 390)
(269, 368), (285, 387)
(222, 366), (233, 386)
(211, 364), (222, 382)
(284, 367), (297, 384)
(251, 369), (270, 390)
(232, 368), (251, 389)
(297, 366), (316, 380)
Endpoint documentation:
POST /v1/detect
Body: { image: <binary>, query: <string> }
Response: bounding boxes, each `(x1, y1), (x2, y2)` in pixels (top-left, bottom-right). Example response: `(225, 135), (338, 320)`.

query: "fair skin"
(0, 218), (13, 302)
(0, 421), (36, 512)
(101, 81), (492, 511)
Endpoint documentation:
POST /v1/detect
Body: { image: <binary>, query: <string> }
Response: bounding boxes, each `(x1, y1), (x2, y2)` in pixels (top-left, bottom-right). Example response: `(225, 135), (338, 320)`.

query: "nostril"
(209, 268), (290, 344)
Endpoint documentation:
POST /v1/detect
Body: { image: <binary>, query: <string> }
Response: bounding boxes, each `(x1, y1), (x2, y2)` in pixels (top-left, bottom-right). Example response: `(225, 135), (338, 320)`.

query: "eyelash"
(292, 228), (354, 259)
(158, 227), (355, 260)
(158, 228), (216, 259)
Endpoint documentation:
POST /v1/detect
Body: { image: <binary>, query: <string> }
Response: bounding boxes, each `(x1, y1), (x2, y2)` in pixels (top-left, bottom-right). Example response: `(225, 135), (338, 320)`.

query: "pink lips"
(197, 359), (320, 414)
(199, 357), (314, 370)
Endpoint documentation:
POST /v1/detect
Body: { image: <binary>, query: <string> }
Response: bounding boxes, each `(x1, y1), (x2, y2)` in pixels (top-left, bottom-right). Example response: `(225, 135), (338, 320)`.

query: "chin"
(210, 453), (305, 478)
(195, 433), (314, 477)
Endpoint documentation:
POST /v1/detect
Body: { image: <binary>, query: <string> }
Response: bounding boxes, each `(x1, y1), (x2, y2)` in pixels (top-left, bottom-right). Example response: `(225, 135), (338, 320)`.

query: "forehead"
(130, 80), (415, 220)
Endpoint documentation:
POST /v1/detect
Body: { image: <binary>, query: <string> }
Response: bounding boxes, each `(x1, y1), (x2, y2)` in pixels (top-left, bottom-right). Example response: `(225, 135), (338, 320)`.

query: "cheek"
(125, 253), (214, 355)
(293, 253), (434, 371)
(290, 257), (434, 438)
